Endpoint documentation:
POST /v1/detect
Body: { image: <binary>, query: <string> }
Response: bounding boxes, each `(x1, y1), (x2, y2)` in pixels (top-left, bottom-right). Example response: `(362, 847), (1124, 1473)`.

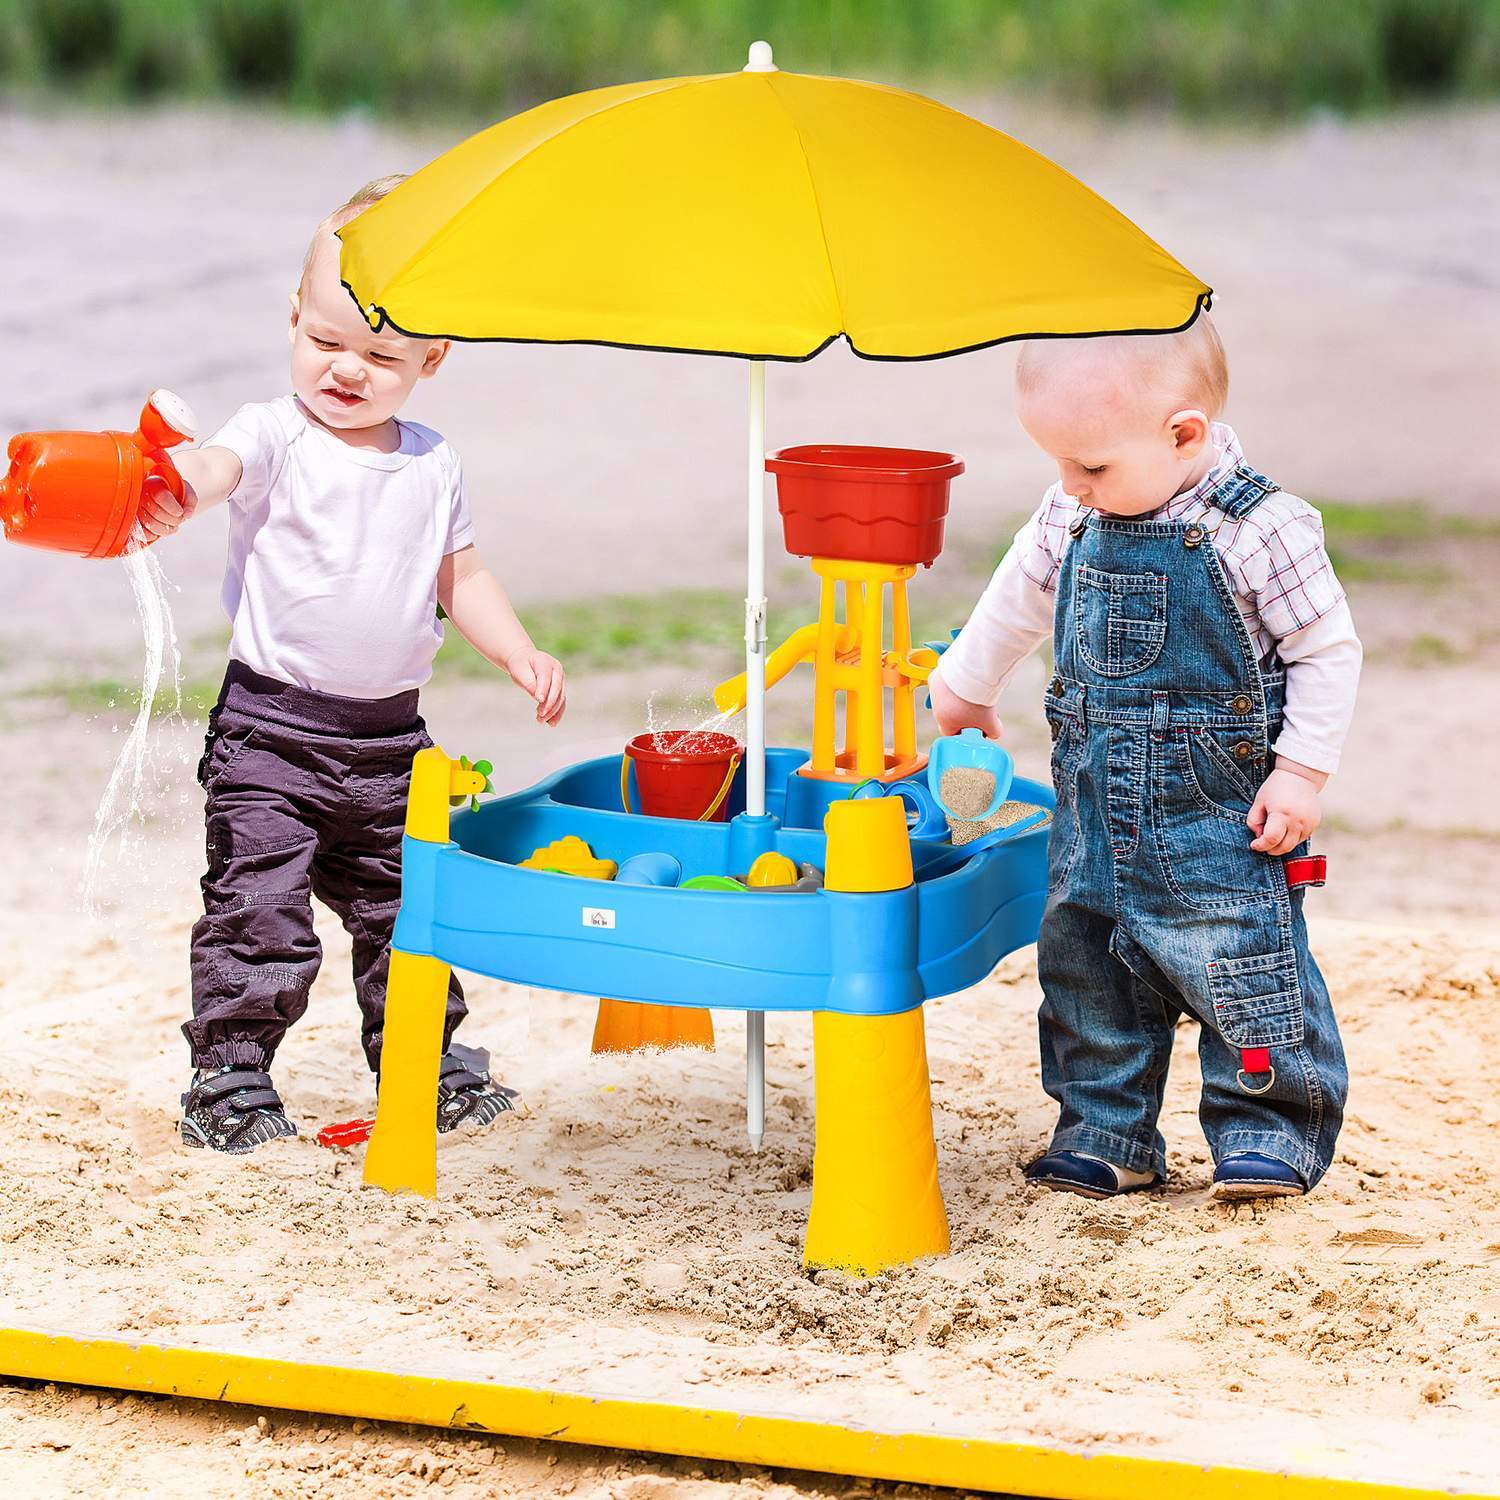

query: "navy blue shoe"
(1024, 1150), (1159, 1200)
(1210, 1152), (1305, 1201)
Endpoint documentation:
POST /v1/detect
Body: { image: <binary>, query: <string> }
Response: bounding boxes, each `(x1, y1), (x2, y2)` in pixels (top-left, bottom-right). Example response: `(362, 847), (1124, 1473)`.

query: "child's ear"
(287, 290), (300, 346)
(1167, 408), (1209, 455)
(419, 339), (452, 379)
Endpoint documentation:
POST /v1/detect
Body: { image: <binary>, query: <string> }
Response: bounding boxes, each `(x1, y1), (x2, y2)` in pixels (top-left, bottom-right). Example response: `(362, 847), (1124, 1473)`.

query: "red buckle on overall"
(1284, 854), (1327, 891)
(1240, 1047), (1272, 1075)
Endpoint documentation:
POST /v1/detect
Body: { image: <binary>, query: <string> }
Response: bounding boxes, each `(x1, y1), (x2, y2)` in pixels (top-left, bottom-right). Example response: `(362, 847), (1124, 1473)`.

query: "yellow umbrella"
(340, 42), (1211, 1149)
(340, 44), (1208, 361)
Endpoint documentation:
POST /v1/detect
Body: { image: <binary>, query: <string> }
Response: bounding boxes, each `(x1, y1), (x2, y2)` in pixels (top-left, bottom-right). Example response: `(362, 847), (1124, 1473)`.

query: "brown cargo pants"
(183, 660), (466, 1072)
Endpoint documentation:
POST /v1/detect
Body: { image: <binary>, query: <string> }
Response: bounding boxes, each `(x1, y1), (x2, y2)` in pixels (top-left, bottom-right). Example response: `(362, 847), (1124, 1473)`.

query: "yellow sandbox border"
(1, 1328), (1491, 1499)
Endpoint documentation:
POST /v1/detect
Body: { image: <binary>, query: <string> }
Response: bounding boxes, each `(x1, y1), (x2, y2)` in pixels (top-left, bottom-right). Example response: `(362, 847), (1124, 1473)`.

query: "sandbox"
(2, 896), (1496, 1495)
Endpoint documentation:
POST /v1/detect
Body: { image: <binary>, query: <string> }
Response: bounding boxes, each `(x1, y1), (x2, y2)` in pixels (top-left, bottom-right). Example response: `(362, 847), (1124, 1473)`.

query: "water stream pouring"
(1, 392), (196, 914)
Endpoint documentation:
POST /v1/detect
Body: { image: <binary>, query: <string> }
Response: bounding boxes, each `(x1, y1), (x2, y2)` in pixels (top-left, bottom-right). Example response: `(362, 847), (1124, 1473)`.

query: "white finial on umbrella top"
(744, 40), (777, 73)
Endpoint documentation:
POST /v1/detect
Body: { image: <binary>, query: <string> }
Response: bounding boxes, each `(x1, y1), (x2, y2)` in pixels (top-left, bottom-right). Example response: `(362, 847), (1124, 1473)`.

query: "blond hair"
(1016, 312), (1229, 419)
(299, 173), (408, 296)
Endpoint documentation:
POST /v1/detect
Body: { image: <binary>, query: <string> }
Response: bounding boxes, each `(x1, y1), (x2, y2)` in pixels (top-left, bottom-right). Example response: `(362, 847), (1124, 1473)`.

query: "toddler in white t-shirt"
(144, 177), (566, 1154)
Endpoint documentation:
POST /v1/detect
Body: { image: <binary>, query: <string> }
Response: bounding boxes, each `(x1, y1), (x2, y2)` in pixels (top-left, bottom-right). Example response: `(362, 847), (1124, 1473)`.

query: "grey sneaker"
(435, 1044), (520, 1134)
(180, 1067), (297, 1154)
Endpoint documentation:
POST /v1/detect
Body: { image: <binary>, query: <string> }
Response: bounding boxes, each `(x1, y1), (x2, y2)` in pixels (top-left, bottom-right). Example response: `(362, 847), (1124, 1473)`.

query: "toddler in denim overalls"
(931, 315), (1362, 1202)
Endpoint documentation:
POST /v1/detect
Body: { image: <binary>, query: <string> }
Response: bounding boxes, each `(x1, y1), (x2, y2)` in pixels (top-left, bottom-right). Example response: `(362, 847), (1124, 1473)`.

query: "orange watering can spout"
(1, 390), (196, 559)
(134, 389), (196, 453)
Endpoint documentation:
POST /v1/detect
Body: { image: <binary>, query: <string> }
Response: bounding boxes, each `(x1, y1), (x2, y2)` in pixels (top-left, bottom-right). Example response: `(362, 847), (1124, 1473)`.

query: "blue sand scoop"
(617, 852), (683, 887)
(927, 729), (1014, 822)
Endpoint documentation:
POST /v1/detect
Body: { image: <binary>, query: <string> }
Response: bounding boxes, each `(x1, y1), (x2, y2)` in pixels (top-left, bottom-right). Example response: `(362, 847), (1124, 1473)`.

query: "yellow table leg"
(804, 1007), (949, 1274)
(362, 949), (452, 1197)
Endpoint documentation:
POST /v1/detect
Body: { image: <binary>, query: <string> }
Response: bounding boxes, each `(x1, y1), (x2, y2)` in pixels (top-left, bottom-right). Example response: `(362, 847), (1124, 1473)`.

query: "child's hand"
(1248, 761), (1325, 855)
(929, 673), (1002, 740)
(508, 649), (566, 725)
(138, 474), (197, 541)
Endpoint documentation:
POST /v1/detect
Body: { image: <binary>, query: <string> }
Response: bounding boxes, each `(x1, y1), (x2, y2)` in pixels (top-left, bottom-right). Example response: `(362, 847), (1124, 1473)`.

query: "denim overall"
(1037, 464), (1347, 1187)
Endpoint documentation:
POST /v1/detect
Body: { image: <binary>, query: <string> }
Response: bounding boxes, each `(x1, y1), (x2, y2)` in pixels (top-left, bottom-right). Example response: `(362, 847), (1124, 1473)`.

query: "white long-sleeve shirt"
(934, 426), (1362, 774)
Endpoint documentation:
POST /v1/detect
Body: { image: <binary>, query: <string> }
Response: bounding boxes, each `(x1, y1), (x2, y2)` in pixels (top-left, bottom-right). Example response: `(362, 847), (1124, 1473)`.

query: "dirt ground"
(1, 96), (1498, 1497)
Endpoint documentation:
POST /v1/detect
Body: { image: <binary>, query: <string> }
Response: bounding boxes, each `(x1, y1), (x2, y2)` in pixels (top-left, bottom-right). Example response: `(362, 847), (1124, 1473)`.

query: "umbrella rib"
(345, 72), (730, 328)
(762, 73), (846, 338)
(830, 77), (1211, 344)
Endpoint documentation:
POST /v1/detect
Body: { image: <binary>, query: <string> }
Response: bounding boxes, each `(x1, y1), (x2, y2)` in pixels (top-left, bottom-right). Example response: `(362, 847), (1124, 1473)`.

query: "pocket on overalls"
(1205, 947), (1305, 1049)
(1154, 732), (1281, 910)
(1180, 727), (1262, 819)
(1044, 697), (1085, 892)
(1074, 566), (1168, 678)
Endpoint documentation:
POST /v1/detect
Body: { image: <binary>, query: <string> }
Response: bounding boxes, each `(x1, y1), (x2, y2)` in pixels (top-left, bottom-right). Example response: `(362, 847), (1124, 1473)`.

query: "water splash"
(82, 543), (187, 916)
(642, 690), (741, 753)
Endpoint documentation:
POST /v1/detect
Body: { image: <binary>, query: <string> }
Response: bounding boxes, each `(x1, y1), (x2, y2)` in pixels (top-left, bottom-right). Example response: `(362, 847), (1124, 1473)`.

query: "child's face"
(289, 235), (448, 433)
(1017, 373), (1211, 517)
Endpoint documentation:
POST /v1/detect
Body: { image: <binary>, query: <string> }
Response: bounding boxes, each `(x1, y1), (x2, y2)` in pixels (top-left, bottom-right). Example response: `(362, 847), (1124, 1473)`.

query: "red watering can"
(1, 390), (196, 559)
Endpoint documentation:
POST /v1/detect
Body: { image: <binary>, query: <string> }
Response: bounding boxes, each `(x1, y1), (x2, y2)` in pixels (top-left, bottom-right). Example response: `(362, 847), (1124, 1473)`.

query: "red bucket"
(621, 731), (743, 822)
(767, 444), (964, 568)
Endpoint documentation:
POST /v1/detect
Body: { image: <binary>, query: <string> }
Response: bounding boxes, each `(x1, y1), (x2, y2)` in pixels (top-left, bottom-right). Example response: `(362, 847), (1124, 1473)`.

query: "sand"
(936, 767), (1046, 846)
(2, 95), (1499, 1498)
(1, 703), (1497, 1496)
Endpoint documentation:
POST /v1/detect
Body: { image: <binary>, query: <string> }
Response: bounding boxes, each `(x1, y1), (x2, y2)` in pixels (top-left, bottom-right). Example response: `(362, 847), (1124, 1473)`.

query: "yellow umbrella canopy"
(339, 55), (1210, 360)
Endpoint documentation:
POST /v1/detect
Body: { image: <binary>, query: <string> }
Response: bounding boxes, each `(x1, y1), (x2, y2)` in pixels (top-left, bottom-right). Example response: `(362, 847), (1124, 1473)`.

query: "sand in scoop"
(940, 765), (1044, 847)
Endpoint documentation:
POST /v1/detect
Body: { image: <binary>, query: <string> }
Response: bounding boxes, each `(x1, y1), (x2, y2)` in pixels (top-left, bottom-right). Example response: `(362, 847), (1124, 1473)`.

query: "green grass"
(434, 580), (974, 680)
(15, 578), (971, 719)
(1404, 631), (1467, 665)
(1314, 497), (1500, 587)
(1, 0), (1496, 120)
(1326, 554), (1452, 585)
(1315, 499), (1500, 543)
(435, 586), (748, 678)
(22, 669), (222, 718)
(1324, 812), (1500, 843)
(22, 499), (1483, 719)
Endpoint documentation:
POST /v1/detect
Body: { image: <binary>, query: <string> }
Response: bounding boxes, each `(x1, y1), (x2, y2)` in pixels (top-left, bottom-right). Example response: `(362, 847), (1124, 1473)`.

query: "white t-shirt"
(207, 396), (475, 699)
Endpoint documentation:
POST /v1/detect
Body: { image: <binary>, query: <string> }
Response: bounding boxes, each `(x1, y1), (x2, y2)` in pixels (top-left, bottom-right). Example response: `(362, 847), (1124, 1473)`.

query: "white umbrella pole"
(745, 358), (767, 1152)
(745, 358), (767, 818)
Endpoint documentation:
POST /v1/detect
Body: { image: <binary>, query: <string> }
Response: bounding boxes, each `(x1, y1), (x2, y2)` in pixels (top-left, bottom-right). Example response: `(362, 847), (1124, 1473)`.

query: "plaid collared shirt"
(1017, 423), (1344, 658)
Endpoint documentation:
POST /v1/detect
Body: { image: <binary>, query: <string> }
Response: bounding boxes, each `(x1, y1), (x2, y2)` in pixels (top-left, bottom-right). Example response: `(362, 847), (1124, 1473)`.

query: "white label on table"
(582, 906), (616, 930)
